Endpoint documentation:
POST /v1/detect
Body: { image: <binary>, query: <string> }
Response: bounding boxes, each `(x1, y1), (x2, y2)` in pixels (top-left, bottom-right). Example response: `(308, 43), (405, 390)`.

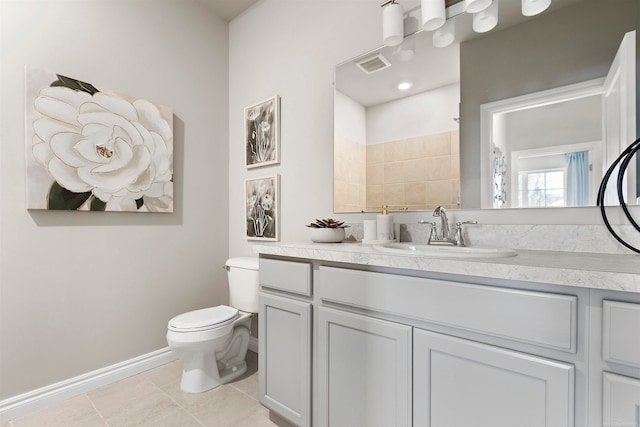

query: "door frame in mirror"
(480, 78), (606, 209)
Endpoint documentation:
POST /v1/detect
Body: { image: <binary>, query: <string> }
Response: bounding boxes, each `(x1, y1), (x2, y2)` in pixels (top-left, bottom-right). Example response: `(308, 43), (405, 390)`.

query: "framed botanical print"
(245, 95), (280, 168)
(25, 67), (174, 213)
(245, 174), (279, 241)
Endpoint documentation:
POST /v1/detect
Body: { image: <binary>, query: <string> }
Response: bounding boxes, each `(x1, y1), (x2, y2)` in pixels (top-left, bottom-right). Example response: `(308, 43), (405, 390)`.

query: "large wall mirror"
(334, 0), (638, 213)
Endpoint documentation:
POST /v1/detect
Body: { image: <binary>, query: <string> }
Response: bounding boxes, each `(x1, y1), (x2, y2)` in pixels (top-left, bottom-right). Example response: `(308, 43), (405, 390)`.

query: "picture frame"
(245, 174), (279, 241)
(245, 95), (280, 168)
(25, 67), (174, 213)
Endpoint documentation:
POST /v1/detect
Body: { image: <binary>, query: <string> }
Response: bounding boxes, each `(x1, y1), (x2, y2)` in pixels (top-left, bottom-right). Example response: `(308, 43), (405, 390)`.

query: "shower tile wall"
(366, 130), (460, 211)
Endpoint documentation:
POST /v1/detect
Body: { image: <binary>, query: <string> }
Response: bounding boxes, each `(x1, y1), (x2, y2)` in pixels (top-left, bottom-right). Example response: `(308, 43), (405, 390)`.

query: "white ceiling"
(195, 0), (259, 22)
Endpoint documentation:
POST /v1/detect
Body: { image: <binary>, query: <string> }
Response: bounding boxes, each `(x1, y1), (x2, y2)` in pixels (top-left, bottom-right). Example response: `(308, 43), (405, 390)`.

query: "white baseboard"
(249, 336), (259, 353)
(0, 347), (177, 423)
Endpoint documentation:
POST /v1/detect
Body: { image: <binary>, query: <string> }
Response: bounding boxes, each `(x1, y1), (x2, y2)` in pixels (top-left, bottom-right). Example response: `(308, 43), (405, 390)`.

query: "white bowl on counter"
(309, 227), (345, 243)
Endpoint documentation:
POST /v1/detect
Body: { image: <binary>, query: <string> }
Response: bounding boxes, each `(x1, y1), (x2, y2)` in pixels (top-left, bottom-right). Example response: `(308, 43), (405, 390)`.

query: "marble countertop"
(253, 241), (640, 293)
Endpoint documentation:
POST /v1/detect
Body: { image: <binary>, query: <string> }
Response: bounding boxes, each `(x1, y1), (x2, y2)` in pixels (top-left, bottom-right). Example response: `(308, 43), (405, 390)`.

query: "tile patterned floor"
(5, 351), (279, 427)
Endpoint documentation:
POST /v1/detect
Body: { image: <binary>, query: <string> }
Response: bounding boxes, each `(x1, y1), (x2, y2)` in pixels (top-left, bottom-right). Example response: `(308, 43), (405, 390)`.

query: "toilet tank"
(225, 257), (259, 313)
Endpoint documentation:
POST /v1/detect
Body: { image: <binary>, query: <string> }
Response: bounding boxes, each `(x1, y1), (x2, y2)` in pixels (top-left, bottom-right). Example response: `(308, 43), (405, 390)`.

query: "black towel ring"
(597, 136), (640, 254)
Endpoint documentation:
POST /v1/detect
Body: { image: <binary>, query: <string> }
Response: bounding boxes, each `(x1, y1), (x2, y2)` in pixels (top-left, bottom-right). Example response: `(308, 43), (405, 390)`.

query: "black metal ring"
(597, 136), (640, 254)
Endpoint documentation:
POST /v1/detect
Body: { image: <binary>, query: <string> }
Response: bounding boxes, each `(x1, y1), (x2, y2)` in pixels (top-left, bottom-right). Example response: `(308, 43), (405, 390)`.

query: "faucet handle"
(455, 220), (478, 227)
(418, 220), (438, 243)
(453, 221), (478, 246)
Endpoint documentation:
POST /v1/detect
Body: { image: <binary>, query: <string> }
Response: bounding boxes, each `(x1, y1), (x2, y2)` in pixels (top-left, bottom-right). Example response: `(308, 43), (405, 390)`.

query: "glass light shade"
(432, 19), (455, 48)
(473, 0), (498, 33)
(395, 38), (415, 61)
(522, 0), (551, 16)
(421, 0), (446, 31)
(383, 2), (404, 47)
(465, 0), (492, 14)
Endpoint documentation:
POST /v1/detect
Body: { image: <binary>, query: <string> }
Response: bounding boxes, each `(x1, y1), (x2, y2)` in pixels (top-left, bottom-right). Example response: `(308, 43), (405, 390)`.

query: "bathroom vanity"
(255, 243), (640, 427)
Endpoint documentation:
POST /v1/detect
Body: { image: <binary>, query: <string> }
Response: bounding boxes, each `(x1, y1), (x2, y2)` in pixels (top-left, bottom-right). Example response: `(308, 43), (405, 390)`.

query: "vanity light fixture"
(464, 0), (492, 14)
(421, 0), (446, 31)
(522, 0), (551, 16)
(432, 18), (456, 48)
(473, 0), (498, 33)
(382, 0), (404, 47)
(388, 0), (550, 49)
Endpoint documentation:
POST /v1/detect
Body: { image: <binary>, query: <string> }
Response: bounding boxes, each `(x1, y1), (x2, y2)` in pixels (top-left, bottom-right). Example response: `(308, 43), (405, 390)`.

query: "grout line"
(85, 392), (109, 427)
(229, 381), (259, 403)
(154, 382), (206, 427)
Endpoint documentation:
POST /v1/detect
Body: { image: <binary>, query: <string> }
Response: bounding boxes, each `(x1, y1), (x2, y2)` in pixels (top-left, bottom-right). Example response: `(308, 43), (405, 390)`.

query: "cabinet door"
(603, 372), (640, 427)
(317, 307), (412, 427)
(414, 329), (575, 427)
(259, 292), (311, 427)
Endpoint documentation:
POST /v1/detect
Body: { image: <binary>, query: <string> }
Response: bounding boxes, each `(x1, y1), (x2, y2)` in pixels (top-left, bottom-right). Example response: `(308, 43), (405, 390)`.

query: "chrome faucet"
(419, 206), (478, 246)
(432, 206), (451, 241)
(418, 206), (455, 245)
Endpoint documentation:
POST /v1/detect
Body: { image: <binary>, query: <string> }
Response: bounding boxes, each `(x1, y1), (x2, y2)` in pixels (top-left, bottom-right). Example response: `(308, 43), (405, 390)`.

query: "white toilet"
(166, 257), (259, 393)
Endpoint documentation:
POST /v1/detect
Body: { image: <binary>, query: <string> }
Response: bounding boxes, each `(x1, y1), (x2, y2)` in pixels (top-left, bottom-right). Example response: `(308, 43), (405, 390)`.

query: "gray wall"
(460, 0), (638, 208)
(0, 0), (229, 400)
(228, 1), (381, 257)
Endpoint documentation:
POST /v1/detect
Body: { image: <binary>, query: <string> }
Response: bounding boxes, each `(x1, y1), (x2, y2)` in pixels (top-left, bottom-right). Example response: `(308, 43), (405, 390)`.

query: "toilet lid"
(168, 305), (239, 332)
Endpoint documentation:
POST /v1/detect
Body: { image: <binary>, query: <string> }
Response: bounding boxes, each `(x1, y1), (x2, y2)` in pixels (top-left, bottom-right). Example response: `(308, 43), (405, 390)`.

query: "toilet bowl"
(166, 257), (259, 393)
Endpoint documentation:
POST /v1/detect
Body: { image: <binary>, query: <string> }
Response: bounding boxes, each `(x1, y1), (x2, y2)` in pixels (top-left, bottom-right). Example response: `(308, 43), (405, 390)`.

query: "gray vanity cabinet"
(602, 372), (640, 426)
(316, 307), (412, 427)
(258, 256), (640, 426)
(590, 292), (640, 427)
(258, 259), (312, 427)
(317, 265), (579, 427)
(414, 328), (575, 427)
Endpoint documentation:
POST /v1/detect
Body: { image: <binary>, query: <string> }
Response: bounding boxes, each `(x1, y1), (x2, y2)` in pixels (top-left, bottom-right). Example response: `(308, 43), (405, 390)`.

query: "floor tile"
(87, 375), (159, 419)
(174, 385), (260, 427)
(11, 395), (100, 427)
(9, 351), (274, 427)
(95, 389), (182, 427)
(143, 360), (183, 388)
(147, 408), (203, 427)
(227, 404), (278, 427)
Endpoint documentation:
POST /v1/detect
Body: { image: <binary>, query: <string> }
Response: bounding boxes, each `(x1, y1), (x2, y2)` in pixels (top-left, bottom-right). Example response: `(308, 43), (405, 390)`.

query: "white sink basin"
(373, 242), (517, 259)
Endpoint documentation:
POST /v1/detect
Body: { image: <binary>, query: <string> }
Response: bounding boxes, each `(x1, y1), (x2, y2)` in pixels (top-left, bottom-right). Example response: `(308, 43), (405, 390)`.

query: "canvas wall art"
(245, 174), (279, 241)
(25, 67), (174, 212)
(245, 95), (280, 168)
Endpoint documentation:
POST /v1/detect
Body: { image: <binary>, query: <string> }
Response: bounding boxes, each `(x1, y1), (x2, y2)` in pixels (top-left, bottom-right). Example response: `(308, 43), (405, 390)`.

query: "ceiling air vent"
(355, 54), (391, 74)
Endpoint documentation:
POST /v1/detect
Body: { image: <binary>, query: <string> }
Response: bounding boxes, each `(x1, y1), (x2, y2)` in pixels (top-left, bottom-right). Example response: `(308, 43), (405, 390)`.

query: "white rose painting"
(245, 175), (279, 241)
(244, 95), (279, 168)
(25, 67), (173, 212)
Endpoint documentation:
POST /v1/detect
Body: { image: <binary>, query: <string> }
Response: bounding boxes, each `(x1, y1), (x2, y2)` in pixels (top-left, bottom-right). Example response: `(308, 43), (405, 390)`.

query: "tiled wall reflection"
(334, 134), (366, 212)
(334, 130), (460, 213)
(366, 130), (460, 211)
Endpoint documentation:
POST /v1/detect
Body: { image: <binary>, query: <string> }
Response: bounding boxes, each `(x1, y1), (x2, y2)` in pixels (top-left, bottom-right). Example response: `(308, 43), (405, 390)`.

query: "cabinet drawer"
(260, 258), (312, 296)
(603, 300), (640, 368)
(319, 266), (577, 352)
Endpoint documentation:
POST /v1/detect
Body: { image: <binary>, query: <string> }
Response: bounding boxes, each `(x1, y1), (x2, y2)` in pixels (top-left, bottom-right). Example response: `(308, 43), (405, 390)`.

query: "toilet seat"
(168, 305), (239, 332)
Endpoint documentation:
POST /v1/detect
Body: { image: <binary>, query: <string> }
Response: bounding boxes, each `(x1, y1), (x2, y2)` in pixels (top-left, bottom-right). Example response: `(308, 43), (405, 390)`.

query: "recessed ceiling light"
(398, 81), (412, 91)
